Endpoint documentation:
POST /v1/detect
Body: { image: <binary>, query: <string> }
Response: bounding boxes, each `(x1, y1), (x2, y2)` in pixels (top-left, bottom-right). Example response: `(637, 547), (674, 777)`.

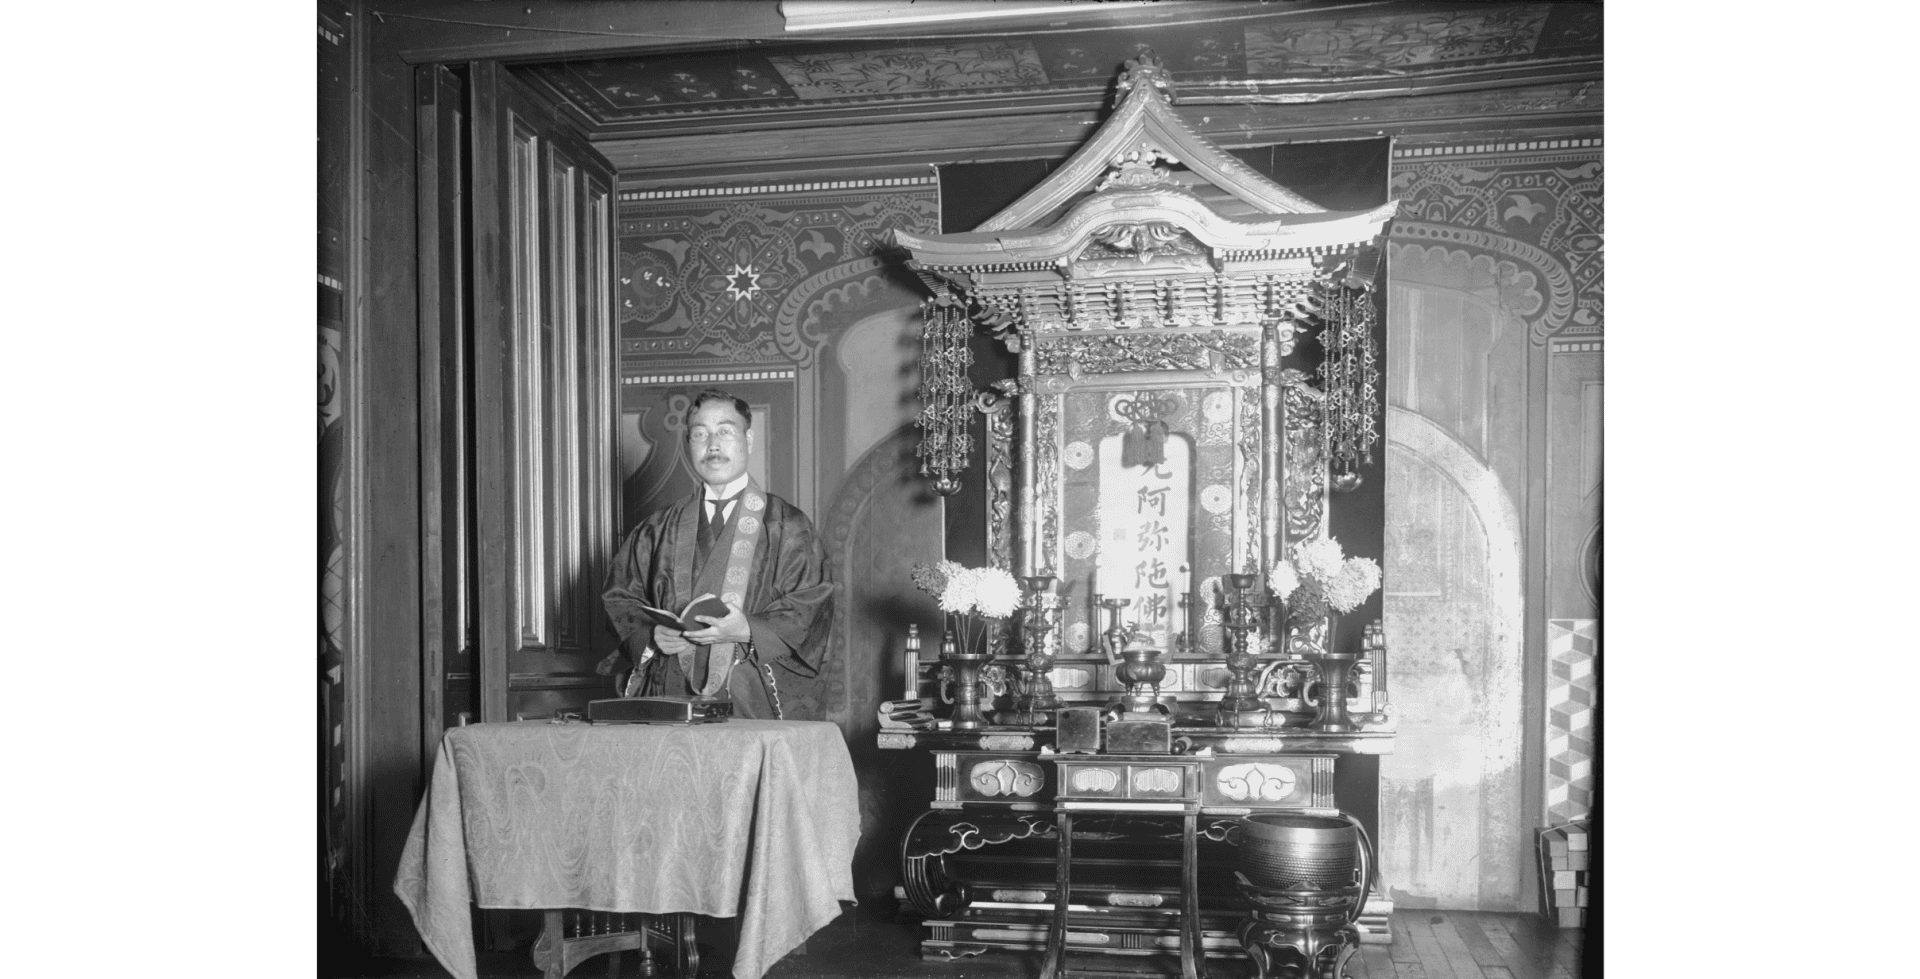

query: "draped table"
(393, 719), (860, 979)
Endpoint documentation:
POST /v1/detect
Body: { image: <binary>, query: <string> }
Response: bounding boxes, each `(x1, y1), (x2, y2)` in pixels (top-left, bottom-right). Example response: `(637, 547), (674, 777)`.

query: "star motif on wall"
(724, 263), (762, 301)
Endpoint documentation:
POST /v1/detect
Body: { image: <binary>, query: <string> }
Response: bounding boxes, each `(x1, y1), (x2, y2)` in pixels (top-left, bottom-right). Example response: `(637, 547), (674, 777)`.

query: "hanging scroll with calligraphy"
(1053, 385), (1239, 660)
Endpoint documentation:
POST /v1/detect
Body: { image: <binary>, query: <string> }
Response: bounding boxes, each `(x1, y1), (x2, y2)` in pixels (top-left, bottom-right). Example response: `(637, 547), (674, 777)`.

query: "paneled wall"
(1380, 139), (1602, 911)
(612, 177), (948, 899)
(316, 0), (357, 953)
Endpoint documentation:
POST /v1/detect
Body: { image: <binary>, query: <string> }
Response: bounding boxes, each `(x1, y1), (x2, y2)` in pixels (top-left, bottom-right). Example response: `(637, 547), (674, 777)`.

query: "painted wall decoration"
(1381, 408), (1525, 911)
(768, 41), (1049, 98)
(1245, 4), (1550, 75)
(1389, 140), (1604, 343)
(513, 4), (1599, 126)
(618, 183), (939, 363)
(1382, 140), (1601, 911)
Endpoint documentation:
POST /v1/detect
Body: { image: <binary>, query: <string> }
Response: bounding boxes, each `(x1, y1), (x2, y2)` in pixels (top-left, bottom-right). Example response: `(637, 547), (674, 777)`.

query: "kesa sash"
(679, 483), (768, 697)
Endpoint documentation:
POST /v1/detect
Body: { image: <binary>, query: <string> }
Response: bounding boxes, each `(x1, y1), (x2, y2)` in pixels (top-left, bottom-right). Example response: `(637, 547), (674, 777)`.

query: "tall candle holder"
(1174, 591), (1193, 655)
(994, 575), (1061, 726)
(1216, 573), (1269, 727)
(1095, 595), (1133, 665)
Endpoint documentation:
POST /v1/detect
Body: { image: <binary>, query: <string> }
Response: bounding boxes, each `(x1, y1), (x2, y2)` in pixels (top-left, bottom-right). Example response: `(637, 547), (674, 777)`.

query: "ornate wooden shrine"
(885, 56), (1397, 975)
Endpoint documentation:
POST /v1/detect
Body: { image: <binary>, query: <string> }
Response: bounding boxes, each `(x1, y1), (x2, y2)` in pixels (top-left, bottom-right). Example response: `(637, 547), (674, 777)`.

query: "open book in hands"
(634, 592), (733, 633)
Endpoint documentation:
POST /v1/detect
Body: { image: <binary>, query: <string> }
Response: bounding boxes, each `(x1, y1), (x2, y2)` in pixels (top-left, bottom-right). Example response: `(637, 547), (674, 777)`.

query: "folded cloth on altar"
(393, 719), (860, 979)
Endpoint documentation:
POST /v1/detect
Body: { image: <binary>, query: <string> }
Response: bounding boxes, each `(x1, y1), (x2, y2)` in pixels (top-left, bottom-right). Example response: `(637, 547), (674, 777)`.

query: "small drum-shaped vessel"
(1238, 812), (1362, 891)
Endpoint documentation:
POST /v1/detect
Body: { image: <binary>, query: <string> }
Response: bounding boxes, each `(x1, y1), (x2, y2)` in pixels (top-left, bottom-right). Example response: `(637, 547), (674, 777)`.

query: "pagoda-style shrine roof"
(895, 54), (1394, 275)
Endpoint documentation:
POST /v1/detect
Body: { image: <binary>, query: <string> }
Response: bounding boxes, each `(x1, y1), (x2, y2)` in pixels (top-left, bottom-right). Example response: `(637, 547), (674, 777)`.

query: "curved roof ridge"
(975, 54), (1324, 233)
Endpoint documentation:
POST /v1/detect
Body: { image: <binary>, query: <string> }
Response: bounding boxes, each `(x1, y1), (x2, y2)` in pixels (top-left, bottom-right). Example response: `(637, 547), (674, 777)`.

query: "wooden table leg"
(1181, 811), (1206, 979)
(1038, 809), (1073, 979)
(673, 912), (700, 978)
(531, 910), (567, 979)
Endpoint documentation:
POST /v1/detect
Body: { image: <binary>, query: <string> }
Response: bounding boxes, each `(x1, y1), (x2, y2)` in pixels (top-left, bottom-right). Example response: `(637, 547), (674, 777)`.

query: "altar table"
(393, 719), (860, 979)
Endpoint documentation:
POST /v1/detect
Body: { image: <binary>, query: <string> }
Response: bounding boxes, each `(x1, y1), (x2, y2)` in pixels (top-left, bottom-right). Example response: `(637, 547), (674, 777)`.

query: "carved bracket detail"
(1036, 330), (1260, 375)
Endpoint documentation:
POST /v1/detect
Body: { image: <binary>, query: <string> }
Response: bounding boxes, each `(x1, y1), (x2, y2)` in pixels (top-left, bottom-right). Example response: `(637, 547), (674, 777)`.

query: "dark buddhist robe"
(601, 488), (833, 719)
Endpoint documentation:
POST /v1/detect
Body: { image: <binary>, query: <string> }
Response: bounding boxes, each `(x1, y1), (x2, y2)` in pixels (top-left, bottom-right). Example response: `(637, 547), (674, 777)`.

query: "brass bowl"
(1238, 813), (1359, 891)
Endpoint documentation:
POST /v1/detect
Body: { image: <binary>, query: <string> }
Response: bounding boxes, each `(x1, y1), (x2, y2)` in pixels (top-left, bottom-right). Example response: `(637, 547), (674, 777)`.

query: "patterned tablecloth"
(393, 719), (860, 979)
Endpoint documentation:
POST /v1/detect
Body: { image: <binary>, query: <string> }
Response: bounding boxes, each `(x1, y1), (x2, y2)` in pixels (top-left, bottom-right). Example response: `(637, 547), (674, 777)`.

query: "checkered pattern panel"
(1545, 619), (1597, 824)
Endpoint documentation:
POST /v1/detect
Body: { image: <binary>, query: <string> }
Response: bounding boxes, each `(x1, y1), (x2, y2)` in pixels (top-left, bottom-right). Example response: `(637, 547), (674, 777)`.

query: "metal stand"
(1234, 886), (1364, 979)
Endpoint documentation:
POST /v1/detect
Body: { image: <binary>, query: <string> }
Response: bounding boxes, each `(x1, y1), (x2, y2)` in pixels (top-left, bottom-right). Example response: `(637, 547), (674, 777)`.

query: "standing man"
(602, 389), (834, 719)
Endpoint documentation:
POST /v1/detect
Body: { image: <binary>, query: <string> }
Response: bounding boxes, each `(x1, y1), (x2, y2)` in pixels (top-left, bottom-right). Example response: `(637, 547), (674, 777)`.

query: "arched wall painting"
(1382, 407), (1524, 911)
(1384, 142), (1601, 910)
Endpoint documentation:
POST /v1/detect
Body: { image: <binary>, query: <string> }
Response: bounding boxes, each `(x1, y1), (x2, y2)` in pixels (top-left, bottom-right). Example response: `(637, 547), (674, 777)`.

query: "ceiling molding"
(605, 80), (1602, 188)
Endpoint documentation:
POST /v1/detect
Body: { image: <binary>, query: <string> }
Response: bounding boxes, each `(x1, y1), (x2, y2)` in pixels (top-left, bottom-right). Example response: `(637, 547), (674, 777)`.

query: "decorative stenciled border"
(622, 368), (796, 385)
(619, 175), (935, 202)
(1549, 338), (1602, 355)
(1393, 137), (1602, 160)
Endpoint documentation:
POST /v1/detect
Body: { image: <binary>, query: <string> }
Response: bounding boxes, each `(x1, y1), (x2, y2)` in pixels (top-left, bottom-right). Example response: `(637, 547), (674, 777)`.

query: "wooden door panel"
(467, 61), (619, 721)
(416, 63), (479, 750)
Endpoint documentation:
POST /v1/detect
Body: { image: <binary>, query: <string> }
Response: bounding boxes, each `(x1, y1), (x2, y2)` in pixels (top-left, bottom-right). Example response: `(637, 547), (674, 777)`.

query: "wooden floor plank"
(1425, 915), (1489, 979)
(1443, 913), (1510, 968)
(1497, 912), (1578, 979)
(1550, 923), (1583, 978)
(1387, 911), (1421, 963)
(1402, 916), (1461, 979)
(1347, 943), (1373, 979)
(1481, 967), (1515, 979)
(1395, 956), (1432, 979)
(1360, 942), (1398, 979)
(1478, 914), (1553, 979)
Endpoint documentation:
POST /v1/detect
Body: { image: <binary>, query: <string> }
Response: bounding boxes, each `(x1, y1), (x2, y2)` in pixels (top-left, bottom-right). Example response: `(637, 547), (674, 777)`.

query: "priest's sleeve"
(745, 503), (835, 678)
(602, 518), (666, 649)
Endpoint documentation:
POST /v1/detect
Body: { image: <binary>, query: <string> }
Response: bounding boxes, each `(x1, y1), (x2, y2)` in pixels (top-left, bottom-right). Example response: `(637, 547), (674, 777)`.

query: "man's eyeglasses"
(689, 428), (743, 446)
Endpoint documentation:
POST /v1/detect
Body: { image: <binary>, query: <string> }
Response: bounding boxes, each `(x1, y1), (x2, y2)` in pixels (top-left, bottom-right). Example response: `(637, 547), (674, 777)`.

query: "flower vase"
(939, 631), (992, 730)
(1305, 617), (1360, 732)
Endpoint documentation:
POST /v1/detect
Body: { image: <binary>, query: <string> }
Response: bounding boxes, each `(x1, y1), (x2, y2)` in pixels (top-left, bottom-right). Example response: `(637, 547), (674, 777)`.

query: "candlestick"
(993, 574), (1061, 727)
(1215, 572), (1268, 727)
(1174, 563), (1191, 647)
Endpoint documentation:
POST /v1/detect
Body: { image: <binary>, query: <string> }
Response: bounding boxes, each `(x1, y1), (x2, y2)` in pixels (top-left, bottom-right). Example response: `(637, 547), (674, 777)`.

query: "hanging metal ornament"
(1318, 251), (1381, 492)
(916, 295), (976, 496)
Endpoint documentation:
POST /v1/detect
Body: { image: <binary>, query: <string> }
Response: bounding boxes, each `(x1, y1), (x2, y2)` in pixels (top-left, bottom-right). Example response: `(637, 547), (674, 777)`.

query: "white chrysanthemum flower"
(939, 567), (980, 615)
(1347, 556), (1382, 597)
(1324, 557), (1382, 613)
(1294, 537), (1346, 581)
(1268, 560), (1301, 601)
(973, 567), (1023, 618)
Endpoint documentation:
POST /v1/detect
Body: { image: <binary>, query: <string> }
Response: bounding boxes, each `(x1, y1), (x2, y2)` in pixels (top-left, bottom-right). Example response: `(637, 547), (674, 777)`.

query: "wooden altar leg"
(1038, 809), (1073, 979)
(1181, 811), (1206, 979)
